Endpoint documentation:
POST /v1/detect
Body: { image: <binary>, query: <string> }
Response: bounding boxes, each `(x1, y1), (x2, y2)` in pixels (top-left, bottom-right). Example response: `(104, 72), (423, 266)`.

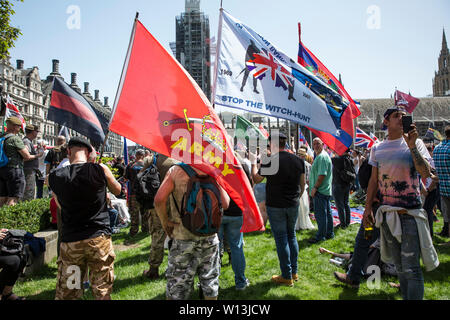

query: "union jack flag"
(299, 128), (309, 147)
(370, 132), (380, 144)
(246, 49), (294, 91)
(355, 127), (375, 148)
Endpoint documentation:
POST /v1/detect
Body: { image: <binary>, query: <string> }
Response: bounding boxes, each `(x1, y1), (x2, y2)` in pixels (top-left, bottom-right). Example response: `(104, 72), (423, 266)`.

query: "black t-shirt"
(113, 162), (126, 178)
(44, 147), (67, 171)
(49, 163), (110, 243)
(259, 151), (305, 208)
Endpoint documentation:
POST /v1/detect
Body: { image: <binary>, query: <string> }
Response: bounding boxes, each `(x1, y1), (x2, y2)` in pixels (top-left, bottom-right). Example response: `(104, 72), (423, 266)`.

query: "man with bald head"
(308, 138), (334, 243)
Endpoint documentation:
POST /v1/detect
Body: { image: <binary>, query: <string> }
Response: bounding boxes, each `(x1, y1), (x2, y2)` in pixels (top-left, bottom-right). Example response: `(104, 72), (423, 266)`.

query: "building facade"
(173, 0), (211, 100)
(433, 29), (450, 97)
(0, 57), (123, 156)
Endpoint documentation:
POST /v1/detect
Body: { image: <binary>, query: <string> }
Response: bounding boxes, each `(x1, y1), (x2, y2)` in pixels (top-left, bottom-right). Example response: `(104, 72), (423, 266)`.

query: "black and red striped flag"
(49, 77), (105, 143)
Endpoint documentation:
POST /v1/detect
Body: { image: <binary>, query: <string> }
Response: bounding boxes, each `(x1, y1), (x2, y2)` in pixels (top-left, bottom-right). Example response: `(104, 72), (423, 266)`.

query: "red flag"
(109, 19), (263, 232)
(258, 124), (269, 138)
(4, 95), (26, 131)
(394, 90), (420, 113)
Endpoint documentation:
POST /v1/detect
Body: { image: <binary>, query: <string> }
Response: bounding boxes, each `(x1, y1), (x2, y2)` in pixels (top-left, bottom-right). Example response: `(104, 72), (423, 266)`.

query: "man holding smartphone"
(361, 106), (438, 300)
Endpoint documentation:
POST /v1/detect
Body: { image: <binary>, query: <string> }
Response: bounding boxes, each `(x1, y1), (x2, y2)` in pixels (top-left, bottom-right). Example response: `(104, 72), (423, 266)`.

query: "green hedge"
(0, 198), (51, 234)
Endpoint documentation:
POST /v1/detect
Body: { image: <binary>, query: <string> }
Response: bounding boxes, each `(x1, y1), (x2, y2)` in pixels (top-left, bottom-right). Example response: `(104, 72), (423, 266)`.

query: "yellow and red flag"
(109, 18), (263, 232)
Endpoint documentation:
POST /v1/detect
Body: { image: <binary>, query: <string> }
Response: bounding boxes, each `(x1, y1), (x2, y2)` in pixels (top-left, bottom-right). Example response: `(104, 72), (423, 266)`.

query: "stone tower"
(433, 28), (450, 96)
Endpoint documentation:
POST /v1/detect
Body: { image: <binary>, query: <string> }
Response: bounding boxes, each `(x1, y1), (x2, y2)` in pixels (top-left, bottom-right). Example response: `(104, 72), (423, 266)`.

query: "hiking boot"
(292, 273), (299, 282)
(271, 275), (294, 287)
(334, 271), (359, 289)
(143, 266), (159, 280)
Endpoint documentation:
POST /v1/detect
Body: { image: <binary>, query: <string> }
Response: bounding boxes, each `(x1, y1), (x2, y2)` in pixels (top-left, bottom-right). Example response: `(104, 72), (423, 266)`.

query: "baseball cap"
(68, 136), (93, 153)
(381, 106), (407, 130)
(6, 116), (22, 126)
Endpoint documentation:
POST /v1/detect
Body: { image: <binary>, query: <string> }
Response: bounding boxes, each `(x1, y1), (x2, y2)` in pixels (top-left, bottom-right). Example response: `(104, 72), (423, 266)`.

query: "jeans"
(313, 192), (334, 241)
(266, 205), (299, 280)
(381, 213), (424, 300)
(218, 215), (247, 288)
(36, 178), (44, 199)
(333, 183), (351, 227)
(347, 223), (380, 283)
(423, 188), (439, 237)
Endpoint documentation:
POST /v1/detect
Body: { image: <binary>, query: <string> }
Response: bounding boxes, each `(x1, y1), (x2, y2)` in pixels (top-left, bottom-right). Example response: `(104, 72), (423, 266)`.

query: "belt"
(397, 209), (408, 215)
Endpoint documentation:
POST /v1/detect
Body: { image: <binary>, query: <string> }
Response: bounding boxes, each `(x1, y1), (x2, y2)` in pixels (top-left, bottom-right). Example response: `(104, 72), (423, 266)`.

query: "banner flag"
(213, 10), (348, 136)
(296, 23), (355, 156)
(235, 115), (267, 141)
(4, 95), (26, 132)
(394, 90), (420, 113)
(49, 77), (105, 143)
(425, 128), (444, 141)
(108, 17), (263, 233)
(297, 23), (360, 119)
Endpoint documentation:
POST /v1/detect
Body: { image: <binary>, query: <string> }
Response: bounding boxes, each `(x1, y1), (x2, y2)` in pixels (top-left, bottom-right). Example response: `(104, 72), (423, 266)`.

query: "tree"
(0, 0), (23, 60)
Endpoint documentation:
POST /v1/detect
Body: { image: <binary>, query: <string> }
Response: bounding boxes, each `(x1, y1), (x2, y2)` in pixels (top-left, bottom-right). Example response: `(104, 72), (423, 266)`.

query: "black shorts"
(0, 166), (26, 198)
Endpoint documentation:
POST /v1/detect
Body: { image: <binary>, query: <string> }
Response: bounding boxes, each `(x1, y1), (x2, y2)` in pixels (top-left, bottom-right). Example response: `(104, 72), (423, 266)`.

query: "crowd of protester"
(0, 106), (449, 300)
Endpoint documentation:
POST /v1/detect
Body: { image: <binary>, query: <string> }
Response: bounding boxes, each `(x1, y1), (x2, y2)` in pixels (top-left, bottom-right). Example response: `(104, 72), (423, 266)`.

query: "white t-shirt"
(369, 137), (431, 208)
(39, 149), (49, 176)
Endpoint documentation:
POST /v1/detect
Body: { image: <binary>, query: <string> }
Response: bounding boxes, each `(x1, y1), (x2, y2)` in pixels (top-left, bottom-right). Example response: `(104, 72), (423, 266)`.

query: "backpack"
(0, 133), (14, 168)
(338, 156), (356, 184)
(172, 163), (223, 237)
(358, 158), (372, 190)
(135, 155), (160, 210)
(0, 229), (26, 256)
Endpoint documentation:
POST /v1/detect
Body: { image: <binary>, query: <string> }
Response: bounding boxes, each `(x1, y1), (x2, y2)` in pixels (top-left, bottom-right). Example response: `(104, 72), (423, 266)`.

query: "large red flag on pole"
(109, 16), (263, 232)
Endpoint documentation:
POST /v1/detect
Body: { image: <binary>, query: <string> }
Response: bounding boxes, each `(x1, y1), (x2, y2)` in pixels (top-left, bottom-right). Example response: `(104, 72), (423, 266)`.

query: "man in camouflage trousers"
(154, 163), (230, 300)
(124, 149), (149, 237)
(49, 137), (121, 300)
(141, 153), (178, 279)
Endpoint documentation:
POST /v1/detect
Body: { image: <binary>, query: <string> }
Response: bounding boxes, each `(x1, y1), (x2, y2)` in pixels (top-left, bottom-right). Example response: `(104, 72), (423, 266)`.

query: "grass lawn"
(14, 211), (450, 300)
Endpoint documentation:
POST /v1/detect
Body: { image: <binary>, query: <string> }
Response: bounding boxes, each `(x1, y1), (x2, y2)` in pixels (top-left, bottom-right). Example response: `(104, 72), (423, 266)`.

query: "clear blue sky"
(9, 0), (450, 102)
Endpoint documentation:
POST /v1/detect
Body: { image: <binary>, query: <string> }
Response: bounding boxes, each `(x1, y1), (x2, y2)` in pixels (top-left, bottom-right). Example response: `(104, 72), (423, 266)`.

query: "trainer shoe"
(333, 271), (359, 289)
(271, 275), (294, 287)
(236, 279), (250, 291)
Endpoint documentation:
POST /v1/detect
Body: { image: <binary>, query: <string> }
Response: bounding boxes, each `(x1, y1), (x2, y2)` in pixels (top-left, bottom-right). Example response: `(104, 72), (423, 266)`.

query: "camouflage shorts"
(55, 234), (116, 300)
(166, 235), (220, 300)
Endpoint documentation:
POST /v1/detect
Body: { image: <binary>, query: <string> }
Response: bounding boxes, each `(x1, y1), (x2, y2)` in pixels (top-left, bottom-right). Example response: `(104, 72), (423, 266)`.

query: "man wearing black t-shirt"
(49, 137), (121, 300)
(250, 132), (305, 287)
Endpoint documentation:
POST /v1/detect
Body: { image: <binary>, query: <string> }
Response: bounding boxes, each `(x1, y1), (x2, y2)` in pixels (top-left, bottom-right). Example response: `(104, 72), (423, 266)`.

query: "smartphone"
(402, 115), (413, 133)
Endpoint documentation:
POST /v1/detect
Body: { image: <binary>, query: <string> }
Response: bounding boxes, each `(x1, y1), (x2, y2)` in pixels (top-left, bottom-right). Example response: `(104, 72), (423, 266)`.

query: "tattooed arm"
(404, 124), (431, 179)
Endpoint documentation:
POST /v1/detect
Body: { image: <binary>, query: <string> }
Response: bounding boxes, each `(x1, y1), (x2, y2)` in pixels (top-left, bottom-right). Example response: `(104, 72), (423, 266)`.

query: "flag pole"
(211, 7), (224, 111)
(101, 12), (139, 161)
